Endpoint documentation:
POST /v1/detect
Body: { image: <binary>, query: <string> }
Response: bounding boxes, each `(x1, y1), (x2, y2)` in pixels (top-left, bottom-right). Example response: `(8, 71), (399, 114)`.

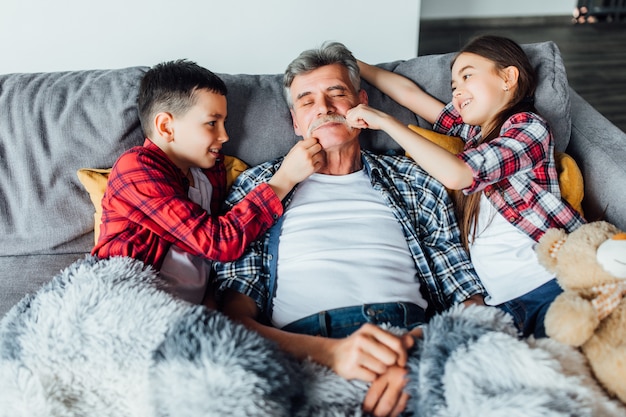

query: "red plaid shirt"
(92, 139), (282, 267)
(433, 103), (585, 241)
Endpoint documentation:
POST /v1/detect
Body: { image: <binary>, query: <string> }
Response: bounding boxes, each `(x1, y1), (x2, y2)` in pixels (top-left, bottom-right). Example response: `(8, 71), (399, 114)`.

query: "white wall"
(421, 0), (577, 20)
(0, 0), (420, 75)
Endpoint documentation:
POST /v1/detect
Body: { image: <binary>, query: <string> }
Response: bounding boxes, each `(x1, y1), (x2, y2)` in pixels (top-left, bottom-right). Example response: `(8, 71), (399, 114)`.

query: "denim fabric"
(281, 302), (426, 339)
(497, 278), (563, 338)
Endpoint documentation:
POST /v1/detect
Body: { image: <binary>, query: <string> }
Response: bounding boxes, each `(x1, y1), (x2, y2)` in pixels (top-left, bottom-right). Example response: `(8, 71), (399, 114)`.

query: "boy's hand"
(268, 137), (325, 199)
(346, 104), (390, 131)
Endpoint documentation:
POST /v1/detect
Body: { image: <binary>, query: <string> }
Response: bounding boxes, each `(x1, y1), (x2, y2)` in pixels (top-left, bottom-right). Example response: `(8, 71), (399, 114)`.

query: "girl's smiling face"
(451, 52), (515, 130)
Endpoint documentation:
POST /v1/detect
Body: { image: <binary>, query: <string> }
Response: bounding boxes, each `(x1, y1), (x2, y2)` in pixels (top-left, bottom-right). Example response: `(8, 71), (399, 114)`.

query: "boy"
(92, 59), (323, 307)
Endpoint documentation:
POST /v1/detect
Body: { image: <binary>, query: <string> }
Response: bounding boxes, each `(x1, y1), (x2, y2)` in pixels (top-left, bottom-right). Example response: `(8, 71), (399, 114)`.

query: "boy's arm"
(101, 151), (281, 263)
(358, 60), (445, 125)
(103, 138), (323, 264)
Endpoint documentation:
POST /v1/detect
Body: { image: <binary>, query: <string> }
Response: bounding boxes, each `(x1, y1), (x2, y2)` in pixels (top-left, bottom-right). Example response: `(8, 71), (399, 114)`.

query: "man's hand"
(325, 323), (414, 382)
(363, 365), (410, 417)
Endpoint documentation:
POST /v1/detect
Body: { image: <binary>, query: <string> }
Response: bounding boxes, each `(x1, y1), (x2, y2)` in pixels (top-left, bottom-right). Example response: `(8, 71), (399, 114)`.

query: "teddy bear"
(535, 220), (626, 403)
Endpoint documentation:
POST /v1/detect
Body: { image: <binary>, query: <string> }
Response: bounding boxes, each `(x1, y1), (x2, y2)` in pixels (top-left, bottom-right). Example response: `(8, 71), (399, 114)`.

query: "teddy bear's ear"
(535, 228), (568, 273)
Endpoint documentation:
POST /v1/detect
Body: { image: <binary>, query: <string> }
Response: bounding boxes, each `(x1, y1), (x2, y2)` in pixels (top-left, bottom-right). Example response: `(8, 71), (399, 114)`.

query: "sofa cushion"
(0, 41), (571, 259)
(0, 67), (148, 257)
(0, 253), (86, 318)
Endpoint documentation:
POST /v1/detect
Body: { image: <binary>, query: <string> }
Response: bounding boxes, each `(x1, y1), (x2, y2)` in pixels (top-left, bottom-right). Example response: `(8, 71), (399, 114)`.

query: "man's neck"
(317, 147), (363, 175)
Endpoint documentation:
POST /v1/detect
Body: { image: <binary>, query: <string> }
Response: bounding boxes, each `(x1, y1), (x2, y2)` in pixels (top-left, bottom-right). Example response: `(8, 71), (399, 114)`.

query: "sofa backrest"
(0, 67), (147, 256)
(0, 41), (571, 257)
(219, 41), (571, 166)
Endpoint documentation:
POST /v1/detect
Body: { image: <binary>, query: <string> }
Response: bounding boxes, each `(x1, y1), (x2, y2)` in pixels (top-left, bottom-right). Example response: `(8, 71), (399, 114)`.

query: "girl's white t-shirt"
(469, 194), (553, 305)
(272, 170), (427, 328)
(159, 167), (213, 304)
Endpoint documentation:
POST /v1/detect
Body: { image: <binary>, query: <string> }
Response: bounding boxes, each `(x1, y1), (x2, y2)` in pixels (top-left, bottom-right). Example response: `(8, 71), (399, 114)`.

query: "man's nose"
(317, 96), (335, 115)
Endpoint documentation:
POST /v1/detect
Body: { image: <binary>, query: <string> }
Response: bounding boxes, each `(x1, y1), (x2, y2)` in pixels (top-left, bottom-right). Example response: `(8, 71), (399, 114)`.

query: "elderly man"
(215, 41), (485, 417)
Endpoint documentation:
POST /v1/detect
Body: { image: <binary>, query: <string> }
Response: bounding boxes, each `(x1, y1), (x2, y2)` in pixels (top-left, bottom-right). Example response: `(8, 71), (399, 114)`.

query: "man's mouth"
(307, 115), (353, 137)
(460, 99), (471, 109)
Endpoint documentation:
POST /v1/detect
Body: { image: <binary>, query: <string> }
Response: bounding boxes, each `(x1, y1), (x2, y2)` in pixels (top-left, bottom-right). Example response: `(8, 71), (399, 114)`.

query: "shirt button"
(509, 216), (516, 222)
(268, 254), (273, 261)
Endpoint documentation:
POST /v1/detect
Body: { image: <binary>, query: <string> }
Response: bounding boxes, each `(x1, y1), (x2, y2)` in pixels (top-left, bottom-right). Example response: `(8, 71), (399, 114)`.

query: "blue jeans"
(281, 302), (426, 339)
(497, 278), (563, 339)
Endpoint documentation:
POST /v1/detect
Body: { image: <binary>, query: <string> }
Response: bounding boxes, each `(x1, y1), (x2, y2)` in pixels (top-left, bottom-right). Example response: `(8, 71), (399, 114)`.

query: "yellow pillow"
(77, 155), (249, 244)
(555, 152), (584, 215)
(408, 124), (464, 154)
(76, 167), (111, 245)
(407, 125), (584, 216)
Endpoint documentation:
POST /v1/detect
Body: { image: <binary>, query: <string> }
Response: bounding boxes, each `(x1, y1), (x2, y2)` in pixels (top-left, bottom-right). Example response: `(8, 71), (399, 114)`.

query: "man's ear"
(154, 112), (175, 142)
(359, 89), (368, 105)
(290, 109), (303, 137)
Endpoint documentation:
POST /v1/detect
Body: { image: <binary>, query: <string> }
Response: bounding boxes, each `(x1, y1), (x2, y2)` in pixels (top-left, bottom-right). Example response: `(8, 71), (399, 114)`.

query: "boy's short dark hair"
(137, 59), (227, 137)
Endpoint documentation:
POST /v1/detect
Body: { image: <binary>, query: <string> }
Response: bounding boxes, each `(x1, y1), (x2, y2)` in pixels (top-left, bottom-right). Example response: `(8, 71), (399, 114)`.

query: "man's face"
(289, 64), (367, 151)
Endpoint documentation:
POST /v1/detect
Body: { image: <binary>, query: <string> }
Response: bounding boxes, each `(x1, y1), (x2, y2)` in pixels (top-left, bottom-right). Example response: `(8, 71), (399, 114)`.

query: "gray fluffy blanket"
(0, 256), (624, 417)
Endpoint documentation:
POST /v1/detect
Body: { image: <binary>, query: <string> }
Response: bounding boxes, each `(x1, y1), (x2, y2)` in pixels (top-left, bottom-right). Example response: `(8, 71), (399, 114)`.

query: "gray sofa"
(0, 41), (624, 319)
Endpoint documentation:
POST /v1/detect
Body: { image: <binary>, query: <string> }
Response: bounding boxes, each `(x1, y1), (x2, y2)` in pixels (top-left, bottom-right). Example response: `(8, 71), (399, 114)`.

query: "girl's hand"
(346, 104), (391, 131)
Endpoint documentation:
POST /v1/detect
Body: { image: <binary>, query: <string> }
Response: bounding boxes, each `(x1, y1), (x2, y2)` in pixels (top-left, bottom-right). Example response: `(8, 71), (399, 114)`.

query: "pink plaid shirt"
(433, 103), (585, 242)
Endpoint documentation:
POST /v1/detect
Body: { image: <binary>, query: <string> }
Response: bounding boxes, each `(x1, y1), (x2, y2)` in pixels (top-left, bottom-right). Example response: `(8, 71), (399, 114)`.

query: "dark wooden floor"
(419, 17), (626, 133)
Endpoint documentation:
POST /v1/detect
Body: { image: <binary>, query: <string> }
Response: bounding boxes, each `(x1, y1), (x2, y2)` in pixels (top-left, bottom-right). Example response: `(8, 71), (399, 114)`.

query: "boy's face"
(167, 89), (228, 172)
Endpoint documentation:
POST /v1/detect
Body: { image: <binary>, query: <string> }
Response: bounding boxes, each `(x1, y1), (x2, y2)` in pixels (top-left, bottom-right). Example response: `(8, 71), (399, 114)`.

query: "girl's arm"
(358, 60), (445, 125)
(346, 104), (474, 190)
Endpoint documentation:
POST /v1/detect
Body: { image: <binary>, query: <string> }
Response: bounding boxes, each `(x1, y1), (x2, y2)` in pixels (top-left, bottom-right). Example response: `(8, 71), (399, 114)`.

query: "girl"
(346, 35), (586, 338)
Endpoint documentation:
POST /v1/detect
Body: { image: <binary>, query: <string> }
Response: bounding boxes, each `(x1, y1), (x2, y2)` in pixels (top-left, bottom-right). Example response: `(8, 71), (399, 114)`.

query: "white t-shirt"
(469, 194), (554, 305)
(159, 167), (213, 304)
(272, 170), (427, 328)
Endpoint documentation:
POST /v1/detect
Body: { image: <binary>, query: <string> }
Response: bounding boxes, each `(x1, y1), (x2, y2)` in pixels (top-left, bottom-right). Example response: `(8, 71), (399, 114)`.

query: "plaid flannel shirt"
(433, 102), (585, 241)
(93, 139), (282, 267)
(214, 150), (485, 317)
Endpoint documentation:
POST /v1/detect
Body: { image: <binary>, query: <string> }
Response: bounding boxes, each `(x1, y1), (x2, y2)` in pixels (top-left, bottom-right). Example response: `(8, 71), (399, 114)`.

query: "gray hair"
(283, 41), (361, 108)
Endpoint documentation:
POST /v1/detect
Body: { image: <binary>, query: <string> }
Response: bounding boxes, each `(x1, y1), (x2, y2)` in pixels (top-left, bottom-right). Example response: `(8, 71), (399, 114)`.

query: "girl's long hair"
(451, 35), (538, 250)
